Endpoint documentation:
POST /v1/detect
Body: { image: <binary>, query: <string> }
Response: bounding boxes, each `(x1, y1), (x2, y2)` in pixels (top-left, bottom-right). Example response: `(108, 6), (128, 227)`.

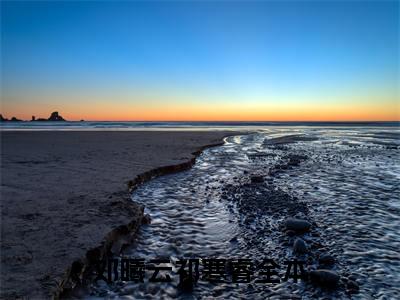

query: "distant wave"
(1, 121), (399, 131)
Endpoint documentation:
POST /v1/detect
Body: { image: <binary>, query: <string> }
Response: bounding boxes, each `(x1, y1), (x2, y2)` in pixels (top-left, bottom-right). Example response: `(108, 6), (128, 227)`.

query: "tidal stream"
(88, 127), (399, 299)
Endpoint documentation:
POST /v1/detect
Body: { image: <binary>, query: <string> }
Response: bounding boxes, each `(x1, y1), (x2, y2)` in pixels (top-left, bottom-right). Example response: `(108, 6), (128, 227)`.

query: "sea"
(0, 121), (399, 131)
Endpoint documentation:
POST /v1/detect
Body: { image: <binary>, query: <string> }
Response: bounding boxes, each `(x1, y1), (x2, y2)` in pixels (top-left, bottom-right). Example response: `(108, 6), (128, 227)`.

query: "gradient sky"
(1, 1), (399, 121)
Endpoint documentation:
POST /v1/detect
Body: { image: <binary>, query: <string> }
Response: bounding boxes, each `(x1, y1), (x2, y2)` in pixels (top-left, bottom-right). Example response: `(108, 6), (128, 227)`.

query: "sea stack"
(48, 111), (66, 121)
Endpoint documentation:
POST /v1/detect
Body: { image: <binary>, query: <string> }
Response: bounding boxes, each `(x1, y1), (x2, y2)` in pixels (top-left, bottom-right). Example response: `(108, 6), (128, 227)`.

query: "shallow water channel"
(87, 127), (400, 299)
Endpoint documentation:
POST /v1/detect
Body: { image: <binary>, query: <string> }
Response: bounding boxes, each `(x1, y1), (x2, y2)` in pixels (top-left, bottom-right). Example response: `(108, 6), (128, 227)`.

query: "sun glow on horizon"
(2, 94), (399, 122)
(1, 1), (399, 122)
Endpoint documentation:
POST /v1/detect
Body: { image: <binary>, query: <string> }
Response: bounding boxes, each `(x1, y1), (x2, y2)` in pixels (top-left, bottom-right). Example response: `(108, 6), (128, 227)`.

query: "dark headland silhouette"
(0, 111), (66, 122)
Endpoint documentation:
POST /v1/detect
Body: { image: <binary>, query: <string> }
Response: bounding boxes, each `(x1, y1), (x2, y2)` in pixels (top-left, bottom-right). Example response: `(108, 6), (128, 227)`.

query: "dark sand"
(0, 131), (234, 299)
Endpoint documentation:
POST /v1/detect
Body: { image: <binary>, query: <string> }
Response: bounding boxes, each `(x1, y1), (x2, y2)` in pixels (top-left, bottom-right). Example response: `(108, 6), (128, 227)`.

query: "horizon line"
(1, 119), (399, 123)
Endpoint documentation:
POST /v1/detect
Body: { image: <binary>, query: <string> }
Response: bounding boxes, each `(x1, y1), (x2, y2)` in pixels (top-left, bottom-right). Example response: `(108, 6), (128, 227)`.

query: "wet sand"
(0, 131), (235, 299)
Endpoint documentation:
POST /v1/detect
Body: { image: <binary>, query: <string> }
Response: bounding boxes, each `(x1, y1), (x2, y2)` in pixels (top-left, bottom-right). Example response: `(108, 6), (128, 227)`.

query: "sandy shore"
(0, 131), (234, 299)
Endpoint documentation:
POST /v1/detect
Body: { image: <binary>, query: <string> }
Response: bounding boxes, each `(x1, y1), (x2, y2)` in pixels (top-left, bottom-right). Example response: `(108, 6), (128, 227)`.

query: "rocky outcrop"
(48, 111), (66, 121)
(0, 115), (22, 122)
(36, 112), (66, 121)
(1, 112), (66, 122)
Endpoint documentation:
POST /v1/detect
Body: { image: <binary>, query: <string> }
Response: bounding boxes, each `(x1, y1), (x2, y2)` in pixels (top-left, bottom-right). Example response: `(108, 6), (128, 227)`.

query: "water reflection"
(87, 127), (399, 299)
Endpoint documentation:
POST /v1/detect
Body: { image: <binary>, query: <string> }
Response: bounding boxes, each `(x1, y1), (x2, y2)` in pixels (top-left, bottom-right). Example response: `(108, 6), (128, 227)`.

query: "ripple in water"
(87, 127), (400, 299)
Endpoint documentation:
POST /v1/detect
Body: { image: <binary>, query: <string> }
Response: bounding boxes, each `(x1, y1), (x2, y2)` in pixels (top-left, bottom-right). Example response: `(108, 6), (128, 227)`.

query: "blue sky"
(1, 1), (399, 121)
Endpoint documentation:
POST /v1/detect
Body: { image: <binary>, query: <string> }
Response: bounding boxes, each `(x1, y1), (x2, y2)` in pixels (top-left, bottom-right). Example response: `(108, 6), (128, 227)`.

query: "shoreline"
(0, 131), (240, 299)
(57, 136), (236, 298)
(127, 139), (230, 192)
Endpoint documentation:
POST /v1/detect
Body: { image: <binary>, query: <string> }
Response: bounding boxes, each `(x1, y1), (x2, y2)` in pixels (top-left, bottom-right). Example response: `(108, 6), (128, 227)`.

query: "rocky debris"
(293, 238), (308, 254)
(223, 182), (309, 219)
(11, 116), (22, 122)
(318, 253), (335, 266)
(218, 147), (346, 296)
(285, 218), (311, 233)
(309, 269), (340, 287)
(142, 214), (151, 225)
(250, 175), (264, 183)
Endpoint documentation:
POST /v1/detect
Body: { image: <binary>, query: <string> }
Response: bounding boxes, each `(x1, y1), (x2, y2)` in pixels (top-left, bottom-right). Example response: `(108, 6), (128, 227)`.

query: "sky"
(1, 0), (399, 121)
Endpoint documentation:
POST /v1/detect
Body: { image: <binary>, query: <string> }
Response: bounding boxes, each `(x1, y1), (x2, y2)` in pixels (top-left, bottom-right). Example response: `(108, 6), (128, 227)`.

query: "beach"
(1, 0), (398, 298)
(79, 127), (398, 299)
(0, 130), (234, 299)
(1, 127), (399, 299)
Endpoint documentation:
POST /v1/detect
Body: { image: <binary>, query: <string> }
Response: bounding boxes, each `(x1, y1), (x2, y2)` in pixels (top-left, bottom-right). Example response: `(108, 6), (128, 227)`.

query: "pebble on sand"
(318, 253), (335, 266)
(309, 269), (340, 287)
(286, 230), (296, 237)
(142, 214), (151, 225)
(250, 175), (264, 183)
(293, 238), (308, 253)
(285, 218), (312, 233)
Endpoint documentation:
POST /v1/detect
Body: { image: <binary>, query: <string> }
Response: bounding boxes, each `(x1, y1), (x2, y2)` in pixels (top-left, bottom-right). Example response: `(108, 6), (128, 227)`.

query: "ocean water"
(0, 121), (399, 131)
(83, 126), (399, 299)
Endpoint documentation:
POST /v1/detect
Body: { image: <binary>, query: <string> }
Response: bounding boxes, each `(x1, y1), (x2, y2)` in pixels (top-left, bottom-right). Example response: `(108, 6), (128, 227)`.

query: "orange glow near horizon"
(2, 1), (399, 124)
(1, 84), (399, 122)
(2, 98), (399, 122)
